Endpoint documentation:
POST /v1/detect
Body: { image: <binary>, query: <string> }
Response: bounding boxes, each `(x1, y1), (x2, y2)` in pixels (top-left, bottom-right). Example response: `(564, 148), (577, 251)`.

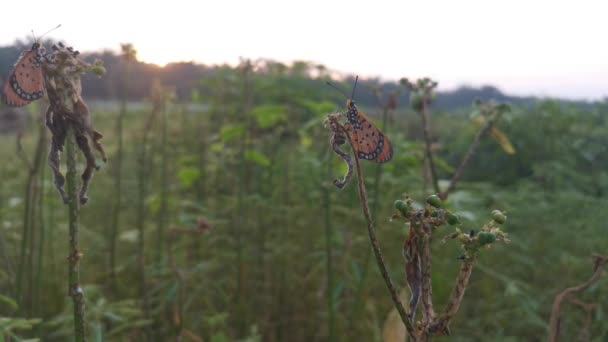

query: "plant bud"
(394, 200), (409, 216)
(491, 210), (507, 224)
(426, 194), (442, 208)
(477, 231), (497, 245)
(446, 212), (460, 225)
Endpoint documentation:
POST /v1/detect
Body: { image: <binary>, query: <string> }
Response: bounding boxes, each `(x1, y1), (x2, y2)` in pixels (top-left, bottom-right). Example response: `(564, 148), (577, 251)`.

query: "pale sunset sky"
(2, 0), (607, 100)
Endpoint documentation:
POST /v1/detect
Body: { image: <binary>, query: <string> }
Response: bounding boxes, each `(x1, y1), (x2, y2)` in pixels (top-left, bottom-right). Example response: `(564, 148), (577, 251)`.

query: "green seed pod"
(394, 200), (409, 216)
(492, 210), (507, 224)
(430, 210), (439, 218)
(426, 194), (442, 208)
(446, 212), (460, 225)
(91, 65), (106, 77)
(457, 234), (470, 244)
(477, 231), (497, 245)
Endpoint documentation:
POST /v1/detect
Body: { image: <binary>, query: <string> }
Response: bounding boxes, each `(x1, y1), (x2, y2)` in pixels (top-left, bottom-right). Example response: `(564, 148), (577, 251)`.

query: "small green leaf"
(245, 149), (270, 167)
(250, 105), (286, 128)
(177, 167), (201, 187)
(0, 294), (18, 311)
(220, 124), (245, 142)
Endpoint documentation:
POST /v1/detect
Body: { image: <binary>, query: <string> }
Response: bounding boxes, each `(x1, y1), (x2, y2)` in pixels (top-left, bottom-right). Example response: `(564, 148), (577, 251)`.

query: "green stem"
(35, 120), (48, 317)
(345, 126), (417, 341)
(66, 125), (86, 342)
(16, 118), (46, 314)
(420, 101), (440, 194)
(323, 150), (335, 342)
(137, 111), (152, 340)
(157, 104), (168, 267)
(0, 165), (14, 294)
(350, 105), (391, 326)
(109, 90), (125, 288)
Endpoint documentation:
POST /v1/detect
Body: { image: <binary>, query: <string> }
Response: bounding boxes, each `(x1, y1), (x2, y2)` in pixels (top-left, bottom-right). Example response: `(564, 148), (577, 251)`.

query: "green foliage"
(0, 61), (607, 342)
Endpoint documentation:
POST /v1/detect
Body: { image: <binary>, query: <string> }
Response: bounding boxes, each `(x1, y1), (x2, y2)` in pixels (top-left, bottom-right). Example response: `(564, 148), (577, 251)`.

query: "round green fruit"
(394, 200), (409, 216)
(426, 195), (442, 208)
(446, 212), (460, 225)
(477, 231), (497, 245)
(492, 210), (507, 224)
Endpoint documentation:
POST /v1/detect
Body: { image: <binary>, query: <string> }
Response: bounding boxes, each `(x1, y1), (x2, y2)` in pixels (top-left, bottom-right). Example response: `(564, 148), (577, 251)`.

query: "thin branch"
(427, 255), (477, 337)
(420, 101), (440, 194)
(440, 116), (495, 199)
(337, 122), (417, 341)
(419, 224), (435, 325)
(548, 254), (608, 342)
(567, 298), (598, 342)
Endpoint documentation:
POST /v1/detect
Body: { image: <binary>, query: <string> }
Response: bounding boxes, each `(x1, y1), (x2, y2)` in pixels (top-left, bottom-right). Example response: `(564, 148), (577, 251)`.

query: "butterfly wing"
(348, 104), (393, 163)
(2, 48), (45, 107)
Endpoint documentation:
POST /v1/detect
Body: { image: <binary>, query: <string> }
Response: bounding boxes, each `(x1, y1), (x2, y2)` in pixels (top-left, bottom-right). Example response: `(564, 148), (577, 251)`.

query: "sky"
(2, 0), (607, 100)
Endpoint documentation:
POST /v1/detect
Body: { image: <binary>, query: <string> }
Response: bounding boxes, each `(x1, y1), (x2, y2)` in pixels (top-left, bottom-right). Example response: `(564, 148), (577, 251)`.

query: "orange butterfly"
(344, 98), (393, 163)
(2, 42), (46, 107)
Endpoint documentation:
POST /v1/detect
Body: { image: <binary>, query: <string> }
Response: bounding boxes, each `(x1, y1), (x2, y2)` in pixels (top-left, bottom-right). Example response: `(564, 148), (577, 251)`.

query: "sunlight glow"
(2, 0), (607, 99)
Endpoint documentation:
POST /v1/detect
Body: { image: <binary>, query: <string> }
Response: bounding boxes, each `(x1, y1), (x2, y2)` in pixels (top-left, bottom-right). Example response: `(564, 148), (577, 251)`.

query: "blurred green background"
(0, 43), (607, 341)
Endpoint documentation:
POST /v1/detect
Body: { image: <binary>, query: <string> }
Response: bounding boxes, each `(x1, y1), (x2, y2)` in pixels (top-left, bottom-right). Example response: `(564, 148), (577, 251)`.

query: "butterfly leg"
(329, 121), (353, 189)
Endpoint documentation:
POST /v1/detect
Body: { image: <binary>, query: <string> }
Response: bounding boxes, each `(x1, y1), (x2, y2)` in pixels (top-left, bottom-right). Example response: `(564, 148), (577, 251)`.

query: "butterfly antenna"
(325, 81), (349, 98)
(31, 29), (37, 42)
(38, 24), (62, 41)
(351, 75), (359, 100)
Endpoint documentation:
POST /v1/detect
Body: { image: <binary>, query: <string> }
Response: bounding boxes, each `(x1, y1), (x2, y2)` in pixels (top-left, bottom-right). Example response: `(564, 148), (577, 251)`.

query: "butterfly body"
(345, 99), (393, 163)
(2, 42), (46, 107)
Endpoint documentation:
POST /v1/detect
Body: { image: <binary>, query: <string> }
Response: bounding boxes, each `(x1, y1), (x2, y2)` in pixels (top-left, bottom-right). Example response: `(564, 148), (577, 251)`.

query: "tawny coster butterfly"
(2, 25), (61, 107)
(327, 76), (394, 163)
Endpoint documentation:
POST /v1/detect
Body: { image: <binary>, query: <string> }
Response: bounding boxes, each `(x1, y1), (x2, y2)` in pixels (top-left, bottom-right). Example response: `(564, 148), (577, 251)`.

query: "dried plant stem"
(548, 254), (608, 342)
(567, 298), (597, 341)
(440, 117), (494, 199)
(420, 102), (440, 194)
(419, 231), (435, 324)
(428, 255), (476, 337)
(66, 125), (87, 342)
(345, 126), (417, 341)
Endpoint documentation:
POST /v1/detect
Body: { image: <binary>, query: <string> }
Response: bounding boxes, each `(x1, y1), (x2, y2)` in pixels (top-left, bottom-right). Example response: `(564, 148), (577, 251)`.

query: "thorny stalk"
(548, 254), (608, 342)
